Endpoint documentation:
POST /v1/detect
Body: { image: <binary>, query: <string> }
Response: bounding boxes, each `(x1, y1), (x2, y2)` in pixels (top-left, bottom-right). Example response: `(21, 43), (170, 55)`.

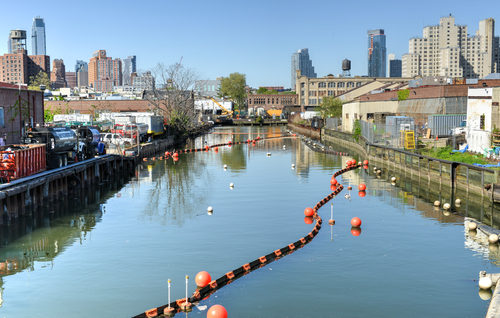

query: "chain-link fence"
(325, 118), (341, 130)
(359, 120), (419, 150)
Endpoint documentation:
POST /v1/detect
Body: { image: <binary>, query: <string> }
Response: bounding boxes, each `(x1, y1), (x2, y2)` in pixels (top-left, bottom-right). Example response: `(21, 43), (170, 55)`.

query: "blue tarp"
(473, 162), (500, 168)
(452, 144), (468, 153)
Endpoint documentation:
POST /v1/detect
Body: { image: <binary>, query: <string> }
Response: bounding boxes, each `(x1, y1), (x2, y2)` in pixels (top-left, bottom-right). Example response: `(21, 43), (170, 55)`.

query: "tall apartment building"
(368, 29), (386, 77)
(31, 16), (46, 55)
(1, 49), (50, 85)
(402, 15), (500, 79)
(291, 48), (317, 90)
(390, 59), (402, 77)
(7, 30), (27, 54)
(122, 55), (136, 86)
(51, 59), (66, 88)
(88, 50), (122, 91)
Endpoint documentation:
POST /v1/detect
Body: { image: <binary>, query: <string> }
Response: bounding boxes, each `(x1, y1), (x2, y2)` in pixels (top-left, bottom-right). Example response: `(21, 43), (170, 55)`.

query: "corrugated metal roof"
(483, 73), (500, 79)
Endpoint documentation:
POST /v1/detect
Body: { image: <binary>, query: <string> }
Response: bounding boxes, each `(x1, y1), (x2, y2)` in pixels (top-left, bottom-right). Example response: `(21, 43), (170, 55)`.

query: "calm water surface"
(0, 125), (498, 317)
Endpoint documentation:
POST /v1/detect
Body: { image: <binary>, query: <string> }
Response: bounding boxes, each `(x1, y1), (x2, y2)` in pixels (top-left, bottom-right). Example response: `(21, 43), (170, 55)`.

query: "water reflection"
(0, 174), (127, 308)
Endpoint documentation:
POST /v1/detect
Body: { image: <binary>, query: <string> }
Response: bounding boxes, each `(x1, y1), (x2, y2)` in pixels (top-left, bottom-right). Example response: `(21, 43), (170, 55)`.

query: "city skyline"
(0, 0), (499, 88)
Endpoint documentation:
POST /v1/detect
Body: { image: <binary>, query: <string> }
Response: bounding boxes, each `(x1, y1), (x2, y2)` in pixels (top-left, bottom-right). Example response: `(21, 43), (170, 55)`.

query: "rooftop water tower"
(342, 59), (351, 77)
(8, 30), (27, 54)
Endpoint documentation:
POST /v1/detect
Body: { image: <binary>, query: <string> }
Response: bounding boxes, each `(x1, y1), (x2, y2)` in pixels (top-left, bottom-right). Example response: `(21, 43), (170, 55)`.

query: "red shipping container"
(0, 144), (46, 181)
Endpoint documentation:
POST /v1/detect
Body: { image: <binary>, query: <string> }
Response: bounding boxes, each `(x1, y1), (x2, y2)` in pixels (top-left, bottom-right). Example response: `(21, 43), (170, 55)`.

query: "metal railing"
(322, 128), (498, 191)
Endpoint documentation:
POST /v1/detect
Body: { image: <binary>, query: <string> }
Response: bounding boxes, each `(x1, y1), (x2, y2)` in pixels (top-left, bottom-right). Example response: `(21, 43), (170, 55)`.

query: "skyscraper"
(389, 59), (402, 77)
(122, 55), (137, 86)
(31, 16), (46, 55)
(75, 60), (88, 73)
(367, 29), (386, 77)
(291, 48), (317, 90)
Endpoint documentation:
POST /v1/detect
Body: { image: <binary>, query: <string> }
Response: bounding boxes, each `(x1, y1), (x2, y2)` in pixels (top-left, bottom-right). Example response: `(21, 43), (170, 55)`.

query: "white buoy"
(230, 183), (234, 188)
(391, 177), (396, 182)
(377, 170), (381, 174)
(434, 200), (440, 206)
(291, 164), (295, 169)
(267, 153), (271, 157)
(479, 277), (493, 290)
(283, 145), (286, 149)
(207, 206), (213, 212)
(443, 210), (450, 216)
(391, 182), (396, 186)
(344, 193), (350, 199)
(373, 167), (377, 171)
(489, 234), (499, 244)
(455, 204), (461, 208)
(223, 164), (227, 169)
(468, 222), (477, 230)
(443, 203), (451, 210)
(455, 198), (461, 205)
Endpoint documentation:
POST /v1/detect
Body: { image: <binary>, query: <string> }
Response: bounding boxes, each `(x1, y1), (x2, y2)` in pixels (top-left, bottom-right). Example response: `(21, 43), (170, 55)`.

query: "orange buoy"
(330, 185), (337, 192)
(257, 136), (260, 139)
(165, 151), (170, 156)
(363, 165), (368, 169)
(228, 140), (232, 145)
(207, 305), (228, 318)
(358, 190), (366, 197)
(173, 152), (179, 157)
(328, 219), (335, 225)
(304, 207), (314, 217)
(358, 184), (366, 191)
(215, 147), (218, 151)
(304, 216), (313, 224)
(252, 140), (255, 143)
(351, 228), (361, 236)
(347, 186), (352, 190)
(173, 157), (178, 162)
(351, 159), (356, 165)
(363, 160), (369, 165)
(330, 178), (338, 185)
(143, 158), (147, 161)
(351, 217), (362, 227)
(247, 139), (250, 143)
(195, 271), (212, 288)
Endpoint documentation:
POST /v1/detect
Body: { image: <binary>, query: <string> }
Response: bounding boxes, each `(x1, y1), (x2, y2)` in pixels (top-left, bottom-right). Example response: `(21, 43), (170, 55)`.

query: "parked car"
(102, 133), (134, 147)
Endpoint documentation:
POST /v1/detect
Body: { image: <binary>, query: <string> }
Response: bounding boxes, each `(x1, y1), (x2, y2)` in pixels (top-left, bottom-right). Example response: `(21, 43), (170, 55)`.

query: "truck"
(136, 116), (164, 139)
(21, 126), (99, 169)
(0, 144), (46, 182)
(122, 123), (148, 143)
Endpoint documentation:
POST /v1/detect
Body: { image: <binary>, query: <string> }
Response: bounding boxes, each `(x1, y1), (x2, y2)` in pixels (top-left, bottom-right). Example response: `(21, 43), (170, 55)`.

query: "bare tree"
(143, 62), (204, 133)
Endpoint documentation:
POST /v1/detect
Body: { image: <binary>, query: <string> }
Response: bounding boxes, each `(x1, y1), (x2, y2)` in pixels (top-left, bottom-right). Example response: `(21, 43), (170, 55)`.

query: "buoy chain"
(135, 137), (359, 318)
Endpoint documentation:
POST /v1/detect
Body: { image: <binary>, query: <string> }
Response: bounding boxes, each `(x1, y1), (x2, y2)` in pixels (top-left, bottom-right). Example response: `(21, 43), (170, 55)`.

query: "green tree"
(28, 71), (51, 91)
(316, 96), (343, 118)
(256, 87), (268, 94)
(219, 73), (247, 111)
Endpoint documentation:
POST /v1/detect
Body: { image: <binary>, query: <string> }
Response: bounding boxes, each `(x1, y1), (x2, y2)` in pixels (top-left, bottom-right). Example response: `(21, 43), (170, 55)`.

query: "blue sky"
(1, 0), (499, 89)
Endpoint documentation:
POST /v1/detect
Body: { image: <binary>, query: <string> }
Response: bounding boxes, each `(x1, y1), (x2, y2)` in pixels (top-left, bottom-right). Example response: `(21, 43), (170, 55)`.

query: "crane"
(209, 97), (233, 118)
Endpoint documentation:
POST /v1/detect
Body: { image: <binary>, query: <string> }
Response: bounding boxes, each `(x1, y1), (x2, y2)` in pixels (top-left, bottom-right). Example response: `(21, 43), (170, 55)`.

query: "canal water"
(0, 125), (498, 317)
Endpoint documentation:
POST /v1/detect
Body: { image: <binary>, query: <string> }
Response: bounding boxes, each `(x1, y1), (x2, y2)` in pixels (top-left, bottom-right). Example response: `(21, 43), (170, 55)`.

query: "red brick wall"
(0, 87), (44, 144)
(247, 94), (298, 111)
(44, 100), (151, 115)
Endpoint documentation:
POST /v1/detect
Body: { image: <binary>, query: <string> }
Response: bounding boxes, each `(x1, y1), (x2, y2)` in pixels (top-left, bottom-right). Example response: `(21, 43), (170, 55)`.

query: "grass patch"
(420, 146), (492, 165)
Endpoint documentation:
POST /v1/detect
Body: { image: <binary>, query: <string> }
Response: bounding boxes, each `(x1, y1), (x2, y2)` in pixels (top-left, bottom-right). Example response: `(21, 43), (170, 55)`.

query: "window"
(309, 99), (317, 105)
(318, 82), (326, 88)
(328, 82), (335, 88)
(0, 107), (4, 127)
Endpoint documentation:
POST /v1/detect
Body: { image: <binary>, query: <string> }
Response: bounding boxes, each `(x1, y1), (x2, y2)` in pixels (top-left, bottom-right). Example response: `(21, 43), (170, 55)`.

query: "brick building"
(0, 49), (50, 85)
(65, 72), (76, 88)
(342, 78), (500, 132)
(0, 83), (44, 144)
(51, 59), (66, 89)
(247, 93), (298, 113)
(88, 50), (122, 91)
